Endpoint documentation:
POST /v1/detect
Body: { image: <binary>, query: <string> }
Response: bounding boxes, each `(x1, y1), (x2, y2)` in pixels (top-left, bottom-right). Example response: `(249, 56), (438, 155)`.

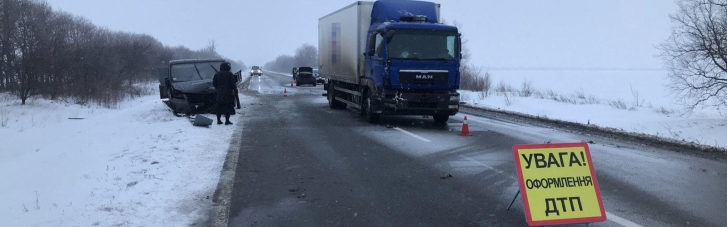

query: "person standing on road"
(213, 62), (238, 125)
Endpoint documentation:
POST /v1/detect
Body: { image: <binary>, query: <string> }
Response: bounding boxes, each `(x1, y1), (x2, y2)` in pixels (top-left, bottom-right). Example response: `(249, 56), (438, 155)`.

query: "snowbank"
(0, 83), (242, 226)
(460, 89), (727, 149)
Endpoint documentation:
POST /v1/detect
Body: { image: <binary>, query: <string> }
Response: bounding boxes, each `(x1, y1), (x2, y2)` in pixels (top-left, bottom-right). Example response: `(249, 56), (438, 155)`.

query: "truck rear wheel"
(328, 82), (345, 109)
(433, 114), (449, 125)
(362, 91), (380, 123)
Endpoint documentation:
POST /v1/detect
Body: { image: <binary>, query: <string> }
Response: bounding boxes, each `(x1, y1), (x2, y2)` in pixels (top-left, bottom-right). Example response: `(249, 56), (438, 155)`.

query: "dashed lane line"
(605, 212), (644, 227)
(393, 127), (431, 142)
(459, 155), (516, 180)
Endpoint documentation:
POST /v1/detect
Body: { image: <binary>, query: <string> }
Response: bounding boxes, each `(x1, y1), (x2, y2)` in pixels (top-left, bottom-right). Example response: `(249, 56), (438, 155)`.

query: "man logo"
(415, 74), (434, 80)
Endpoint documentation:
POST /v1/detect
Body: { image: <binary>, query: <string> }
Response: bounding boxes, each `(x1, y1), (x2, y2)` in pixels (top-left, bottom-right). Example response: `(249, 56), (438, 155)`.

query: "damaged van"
(158, 59), (241, 115)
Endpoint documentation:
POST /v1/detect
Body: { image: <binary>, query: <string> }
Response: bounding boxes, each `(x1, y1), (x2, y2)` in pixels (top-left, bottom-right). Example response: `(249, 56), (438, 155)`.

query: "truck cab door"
(365, 33), (386, 87)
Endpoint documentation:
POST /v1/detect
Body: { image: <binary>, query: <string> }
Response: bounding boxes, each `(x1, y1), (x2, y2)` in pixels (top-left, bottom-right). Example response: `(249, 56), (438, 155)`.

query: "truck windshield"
(387, 30), (458, 61)
(171, 62), (223, 82)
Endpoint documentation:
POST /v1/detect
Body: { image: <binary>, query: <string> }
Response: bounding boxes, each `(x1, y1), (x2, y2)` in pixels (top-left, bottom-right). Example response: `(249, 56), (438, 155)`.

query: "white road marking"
(393, 127), (431, 142)
(459, 156), (643, 227)
(606, 212), (644, 227)
(465, 117), (489, 125)
(459, 155), (516, 180)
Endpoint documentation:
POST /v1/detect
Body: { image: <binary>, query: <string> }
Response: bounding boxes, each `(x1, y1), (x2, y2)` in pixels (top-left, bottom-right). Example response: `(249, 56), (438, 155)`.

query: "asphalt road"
(225, 72), (727, 227)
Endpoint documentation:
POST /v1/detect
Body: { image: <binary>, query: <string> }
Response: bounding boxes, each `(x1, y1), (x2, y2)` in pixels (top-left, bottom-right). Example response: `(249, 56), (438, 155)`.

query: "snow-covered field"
(0, 82), (244, 226)
(460, 70), (727, 149)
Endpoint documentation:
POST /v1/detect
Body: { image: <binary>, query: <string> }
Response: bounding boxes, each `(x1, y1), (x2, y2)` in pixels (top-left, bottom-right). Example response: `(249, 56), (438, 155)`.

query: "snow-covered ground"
(460, 71), (727, 149)
(0, 82), (245, 226)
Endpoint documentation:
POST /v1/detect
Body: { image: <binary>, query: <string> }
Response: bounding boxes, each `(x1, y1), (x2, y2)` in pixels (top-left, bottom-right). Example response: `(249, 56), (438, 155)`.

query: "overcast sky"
(44, 0), (677, 69)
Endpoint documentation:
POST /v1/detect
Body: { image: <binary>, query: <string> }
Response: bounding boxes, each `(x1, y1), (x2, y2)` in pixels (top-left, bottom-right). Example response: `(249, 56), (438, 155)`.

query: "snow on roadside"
(460, 90), (727, 149)
(0, 83), (245, 226)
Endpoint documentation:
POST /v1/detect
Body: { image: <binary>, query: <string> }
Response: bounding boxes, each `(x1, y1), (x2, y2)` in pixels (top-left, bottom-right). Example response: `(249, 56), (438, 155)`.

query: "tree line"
(264, 43), (317, 72)
(0, 0), (244, 107)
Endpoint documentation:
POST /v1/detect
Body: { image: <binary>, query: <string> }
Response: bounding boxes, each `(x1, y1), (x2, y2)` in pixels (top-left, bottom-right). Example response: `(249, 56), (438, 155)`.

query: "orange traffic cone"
(460, 116), (472, 136)
(284, 88), (288, 97)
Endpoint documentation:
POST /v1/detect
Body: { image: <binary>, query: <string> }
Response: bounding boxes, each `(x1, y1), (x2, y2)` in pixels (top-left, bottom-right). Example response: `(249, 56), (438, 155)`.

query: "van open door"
(158, 67), (170, 99)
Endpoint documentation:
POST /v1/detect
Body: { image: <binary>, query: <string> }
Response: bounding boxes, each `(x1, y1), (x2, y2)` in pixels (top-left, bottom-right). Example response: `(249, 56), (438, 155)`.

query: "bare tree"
(660, 0), (727, 109)
(449, 20), (489, 92)
(200, 40), (221, 59)
(452, 20), (472, 61)
(14, 0), (53, 104)
(44, 11), (73, 99)
(295, 43), (318, 67)
(0, 0), (20, 92)
(171, 42), (222, 60)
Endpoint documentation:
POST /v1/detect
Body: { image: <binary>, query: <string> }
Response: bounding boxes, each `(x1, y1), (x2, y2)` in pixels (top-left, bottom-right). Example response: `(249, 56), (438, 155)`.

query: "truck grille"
(407, 102), (439, 109)
(399, 70), (449, 85)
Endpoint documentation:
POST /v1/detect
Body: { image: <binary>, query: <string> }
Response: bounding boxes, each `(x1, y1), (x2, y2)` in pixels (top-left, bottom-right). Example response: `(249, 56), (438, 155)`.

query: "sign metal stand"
(507, 190), (520, 211)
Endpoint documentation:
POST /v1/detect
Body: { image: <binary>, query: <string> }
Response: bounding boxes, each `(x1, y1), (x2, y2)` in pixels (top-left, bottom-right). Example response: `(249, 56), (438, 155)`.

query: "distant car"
(313, 68), (325, 84)
(295, 66), (316, 86)
(250, 66), (262, 76)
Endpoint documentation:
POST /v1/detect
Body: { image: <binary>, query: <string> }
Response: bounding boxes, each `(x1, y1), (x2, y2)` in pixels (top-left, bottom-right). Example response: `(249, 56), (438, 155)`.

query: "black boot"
(217, 114), (223, 125)
(225, 114), (232, 125)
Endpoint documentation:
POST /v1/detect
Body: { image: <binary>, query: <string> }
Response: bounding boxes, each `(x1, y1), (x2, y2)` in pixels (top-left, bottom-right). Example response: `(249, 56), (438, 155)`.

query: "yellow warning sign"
(512, 142), (606, 226)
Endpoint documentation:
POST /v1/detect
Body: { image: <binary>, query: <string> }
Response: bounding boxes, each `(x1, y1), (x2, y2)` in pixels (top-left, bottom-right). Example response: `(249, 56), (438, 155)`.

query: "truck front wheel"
(362, 91), (380, 123)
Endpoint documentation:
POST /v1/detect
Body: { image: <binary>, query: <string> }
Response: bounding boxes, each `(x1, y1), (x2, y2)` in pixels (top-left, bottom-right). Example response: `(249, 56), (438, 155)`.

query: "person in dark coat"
(213, 62), (238, 125)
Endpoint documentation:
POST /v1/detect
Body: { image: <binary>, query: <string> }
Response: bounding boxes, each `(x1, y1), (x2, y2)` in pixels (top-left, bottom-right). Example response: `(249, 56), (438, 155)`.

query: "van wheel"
(433, 114), (449, 125)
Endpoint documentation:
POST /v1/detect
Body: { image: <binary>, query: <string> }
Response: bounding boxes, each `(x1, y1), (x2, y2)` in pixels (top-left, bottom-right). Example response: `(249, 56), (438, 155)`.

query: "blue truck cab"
(319, 0), (461, 124)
